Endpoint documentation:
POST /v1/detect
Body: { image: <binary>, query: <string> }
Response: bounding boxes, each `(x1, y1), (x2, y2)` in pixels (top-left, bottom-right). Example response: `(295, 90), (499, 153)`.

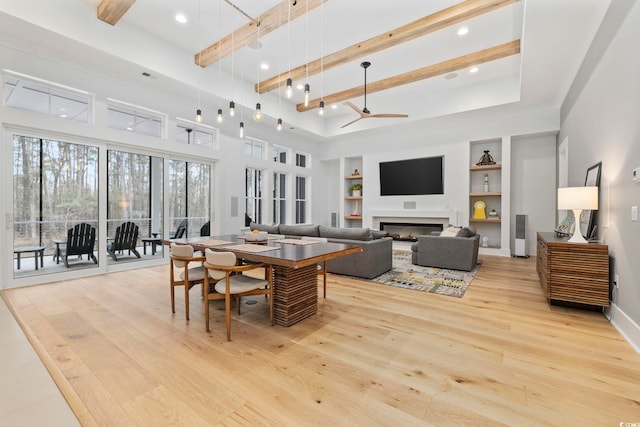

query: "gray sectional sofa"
(249, 223), (393, 279)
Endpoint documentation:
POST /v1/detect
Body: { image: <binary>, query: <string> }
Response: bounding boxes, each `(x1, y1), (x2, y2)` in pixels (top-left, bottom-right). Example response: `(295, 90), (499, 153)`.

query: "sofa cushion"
(279, 224), (320, 237)
(250, 222), (280, 234)
(319, 225), (372, 241)
(457, 225), (477, 237)
(371, 229), (389, 240)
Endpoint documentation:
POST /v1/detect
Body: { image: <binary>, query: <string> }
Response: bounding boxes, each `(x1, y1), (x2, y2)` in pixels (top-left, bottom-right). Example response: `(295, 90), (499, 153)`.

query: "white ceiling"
(0, 0), (612, 138)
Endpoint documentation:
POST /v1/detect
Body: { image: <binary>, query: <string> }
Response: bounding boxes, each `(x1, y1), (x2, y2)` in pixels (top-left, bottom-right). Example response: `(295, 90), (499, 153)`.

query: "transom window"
(245, 138), (265, 159)
(107, 99), (165, 138)
(176, 121), (216, 149)
(272, 145), (289, 164)
(3, 71), (90, 123)
(296, 153), (309, 168)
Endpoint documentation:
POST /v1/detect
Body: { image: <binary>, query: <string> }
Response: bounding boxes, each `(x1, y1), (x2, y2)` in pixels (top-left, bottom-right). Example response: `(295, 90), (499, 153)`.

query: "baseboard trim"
(606, 302), (640, 354)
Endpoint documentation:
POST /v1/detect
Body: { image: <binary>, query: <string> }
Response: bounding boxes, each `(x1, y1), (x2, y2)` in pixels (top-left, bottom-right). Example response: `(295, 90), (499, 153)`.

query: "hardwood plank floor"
(3, 254), (639, 426)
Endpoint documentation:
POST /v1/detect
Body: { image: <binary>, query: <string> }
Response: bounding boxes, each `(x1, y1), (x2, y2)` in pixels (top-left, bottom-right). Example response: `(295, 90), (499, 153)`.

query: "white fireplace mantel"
(368, 209), (458, 228)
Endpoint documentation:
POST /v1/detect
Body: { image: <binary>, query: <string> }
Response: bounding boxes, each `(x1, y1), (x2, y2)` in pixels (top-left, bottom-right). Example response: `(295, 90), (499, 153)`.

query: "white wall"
(559, 0), (640, 349)
(510, 134), (557, 255)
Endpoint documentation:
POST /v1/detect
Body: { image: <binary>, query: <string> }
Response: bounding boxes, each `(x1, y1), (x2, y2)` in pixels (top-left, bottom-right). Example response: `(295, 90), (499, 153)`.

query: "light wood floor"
(3, 254), (640, 426)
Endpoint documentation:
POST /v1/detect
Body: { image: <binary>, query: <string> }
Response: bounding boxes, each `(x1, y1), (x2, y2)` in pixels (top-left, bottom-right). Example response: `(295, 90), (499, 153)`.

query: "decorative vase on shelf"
(481, 236), (489, 247)
(476, 150), (496, 166)
(483, 174), (489, 192)
(351, 201), (360, 216)
(352, 189), (361, 197)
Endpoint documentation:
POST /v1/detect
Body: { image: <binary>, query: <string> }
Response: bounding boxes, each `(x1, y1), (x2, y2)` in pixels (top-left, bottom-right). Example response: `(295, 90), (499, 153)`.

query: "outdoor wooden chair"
(203, 249), (273, 341)
(62, 223), (98, 268)
(108, 221), (140, 261)
(170, 219), (188, 239)
(200, 221), (210, 237)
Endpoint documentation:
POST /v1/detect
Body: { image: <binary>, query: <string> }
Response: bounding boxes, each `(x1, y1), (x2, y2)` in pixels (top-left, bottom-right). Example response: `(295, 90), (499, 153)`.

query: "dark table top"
(164, 234), (362, 269)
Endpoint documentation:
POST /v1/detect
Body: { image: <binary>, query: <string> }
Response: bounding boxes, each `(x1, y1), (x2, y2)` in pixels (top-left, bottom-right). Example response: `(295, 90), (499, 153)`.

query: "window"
(107, 100), (164, 137)
(176, 122), (216, 149)
(168, 160), (211, 238)
(107, 150), (164, 259)
(246, 168), (262, 224)
(245, 138), (264, 159)
(3, 71), (90, 122)
(273, 172), (286, 224)
(272, 145), (289, 164)
(295, 176), (307, 224)
(296, 153), (309, 168)
(13, 135), (99, 276)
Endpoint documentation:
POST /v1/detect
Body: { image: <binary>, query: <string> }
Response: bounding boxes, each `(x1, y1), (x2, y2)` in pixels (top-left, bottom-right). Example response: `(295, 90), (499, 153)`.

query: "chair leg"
(170, 284), (175, 314)
(237, 295), (241, 314)
(322, 262), (327, 298)
(184, 282), (190, 321)
(204, 277), (210, 332)
(225, 282), (232, 341)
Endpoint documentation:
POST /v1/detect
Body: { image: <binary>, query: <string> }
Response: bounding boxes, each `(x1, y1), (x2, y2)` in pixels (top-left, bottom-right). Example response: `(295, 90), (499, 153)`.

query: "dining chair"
(202, 249), (273, 341)
(169, 243), (206, 320)
(301, 236), (328, 298)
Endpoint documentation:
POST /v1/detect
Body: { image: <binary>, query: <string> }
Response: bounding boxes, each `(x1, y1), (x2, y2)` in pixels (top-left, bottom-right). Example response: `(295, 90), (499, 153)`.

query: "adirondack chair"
(108, 221), (140, 261)
(170, 219), (188, 239)
(200, 221), (210, 237)
(62, 223), (98, 268)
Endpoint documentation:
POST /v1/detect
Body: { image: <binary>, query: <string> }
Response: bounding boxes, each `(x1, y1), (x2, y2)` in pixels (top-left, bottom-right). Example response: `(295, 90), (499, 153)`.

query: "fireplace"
(380, 222), (443, 242)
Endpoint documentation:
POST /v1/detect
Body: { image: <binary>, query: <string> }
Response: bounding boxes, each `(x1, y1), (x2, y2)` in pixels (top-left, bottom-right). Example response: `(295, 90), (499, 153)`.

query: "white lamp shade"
(557, 186), (598, 210)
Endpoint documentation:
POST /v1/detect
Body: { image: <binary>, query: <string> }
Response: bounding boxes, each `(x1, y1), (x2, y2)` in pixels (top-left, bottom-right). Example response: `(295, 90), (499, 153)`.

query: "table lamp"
(557, 186), (598, 244)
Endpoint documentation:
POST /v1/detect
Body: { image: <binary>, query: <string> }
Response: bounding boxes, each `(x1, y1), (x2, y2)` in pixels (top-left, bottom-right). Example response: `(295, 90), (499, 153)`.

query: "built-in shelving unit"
(343, 157), (363, 227)
(469, 138), (510, 255)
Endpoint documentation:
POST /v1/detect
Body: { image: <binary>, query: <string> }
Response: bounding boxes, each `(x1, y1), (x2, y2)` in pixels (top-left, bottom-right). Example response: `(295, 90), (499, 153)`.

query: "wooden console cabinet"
(536, 232), (609, 307)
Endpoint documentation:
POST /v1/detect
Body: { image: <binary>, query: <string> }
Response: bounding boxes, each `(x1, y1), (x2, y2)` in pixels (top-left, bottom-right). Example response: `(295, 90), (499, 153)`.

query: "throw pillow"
(440, 226), (462, 237)
(250, 222), (280, 234)
(457, 226), (477, 237)
(370, 230), (389, 240)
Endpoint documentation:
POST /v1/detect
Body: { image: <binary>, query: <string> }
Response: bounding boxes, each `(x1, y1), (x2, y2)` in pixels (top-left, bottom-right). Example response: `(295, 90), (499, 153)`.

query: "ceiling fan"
(341, 61), (409, 128)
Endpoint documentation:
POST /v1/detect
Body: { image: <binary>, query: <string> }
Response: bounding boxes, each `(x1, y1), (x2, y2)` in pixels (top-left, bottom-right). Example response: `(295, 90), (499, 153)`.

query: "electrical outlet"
(614, 274), (620, 288)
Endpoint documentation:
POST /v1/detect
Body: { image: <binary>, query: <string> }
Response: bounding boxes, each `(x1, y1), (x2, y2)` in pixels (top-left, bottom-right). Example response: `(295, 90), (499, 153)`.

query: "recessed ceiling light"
(457, 27), (469, 36)
(260, 62), (269, 70)
(470, 67), (479, 73)
(59, 114), (68, 118)
(248, 40), (263, 49)
(331, 104), (338, 109)
(296, 84), (304, 90)
(175, 13), (187, 24)
(445, 72), (458, 80)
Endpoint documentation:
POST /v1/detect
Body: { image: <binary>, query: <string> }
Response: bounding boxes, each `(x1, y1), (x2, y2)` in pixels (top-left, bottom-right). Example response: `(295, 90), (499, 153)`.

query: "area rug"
(370, 250), (481, 298)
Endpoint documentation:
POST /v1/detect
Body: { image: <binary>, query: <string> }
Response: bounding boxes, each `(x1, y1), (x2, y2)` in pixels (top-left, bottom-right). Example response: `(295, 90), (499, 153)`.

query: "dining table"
(164, 234), (362, 326)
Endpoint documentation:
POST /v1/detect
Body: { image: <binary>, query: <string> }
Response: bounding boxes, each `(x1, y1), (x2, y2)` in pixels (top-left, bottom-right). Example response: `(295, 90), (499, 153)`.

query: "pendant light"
(216, 0), (223, 124)
(229, 29), (236, 117)
(229, 100), (235, 116)
(217, 108), (223, 123)
(195, 0), (203, 122)
(253, 103), (263, 122)
(303, 0), (310, 107)
(318, 0), (324, 116)
(277, 118), (283, 131)
(239, 121), (244, 138)
(285, 0), (293, 98)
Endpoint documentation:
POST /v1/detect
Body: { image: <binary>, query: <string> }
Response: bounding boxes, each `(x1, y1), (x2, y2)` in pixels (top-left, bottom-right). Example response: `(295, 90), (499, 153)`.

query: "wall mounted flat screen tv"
(379, 156), (444, 196)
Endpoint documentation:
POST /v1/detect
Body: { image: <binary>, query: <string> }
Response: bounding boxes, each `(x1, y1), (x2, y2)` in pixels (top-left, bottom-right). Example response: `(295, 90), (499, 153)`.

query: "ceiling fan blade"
(340, 116), (366, 128)
(344, 101), (366, 116)
(369, 113), (409, 118)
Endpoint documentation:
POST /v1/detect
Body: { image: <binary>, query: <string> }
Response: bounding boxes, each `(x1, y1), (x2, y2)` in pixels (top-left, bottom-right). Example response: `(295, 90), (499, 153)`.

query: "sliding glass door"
(168, 160), (211, 238)
(13, 135), (99, 276)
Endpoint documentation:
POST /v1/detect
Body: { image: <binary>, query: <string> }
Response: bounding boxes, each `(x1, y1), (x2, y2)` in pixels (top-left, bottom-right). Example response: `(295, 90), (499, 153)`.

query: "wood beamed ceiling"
(97, 0), (137, 25)
(95, 0), (522, 114)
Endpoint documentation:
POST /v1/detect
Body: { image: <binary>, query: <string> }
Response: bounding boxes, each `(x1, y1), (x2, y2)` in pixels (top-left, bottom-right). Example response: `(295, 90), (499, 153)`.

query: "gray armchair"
(411, 233), (480, 271)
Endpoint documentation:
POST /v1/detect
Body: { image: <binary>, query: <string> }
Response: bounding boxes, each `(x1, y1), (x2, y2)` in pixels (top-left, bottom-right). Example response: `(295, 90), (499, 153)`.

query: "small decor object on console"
(476, 150), (496, 166)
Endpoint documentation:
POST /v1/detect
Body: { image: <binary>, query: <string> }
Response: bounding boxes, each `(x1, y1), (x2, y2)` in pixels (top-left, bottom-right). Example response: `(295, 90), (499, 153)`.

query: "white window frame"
(2, 70), (92, 123)
(176, 119), (218, 149)
(245, 137), (266, 160)
(107, 98), (167, 139)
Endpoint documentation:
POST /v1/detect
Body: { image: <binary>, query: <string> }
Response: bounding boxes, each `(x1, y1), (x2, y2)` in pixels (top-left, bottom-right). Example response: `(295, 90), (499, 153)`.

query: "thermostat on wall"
(634, 167), (640, 181)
